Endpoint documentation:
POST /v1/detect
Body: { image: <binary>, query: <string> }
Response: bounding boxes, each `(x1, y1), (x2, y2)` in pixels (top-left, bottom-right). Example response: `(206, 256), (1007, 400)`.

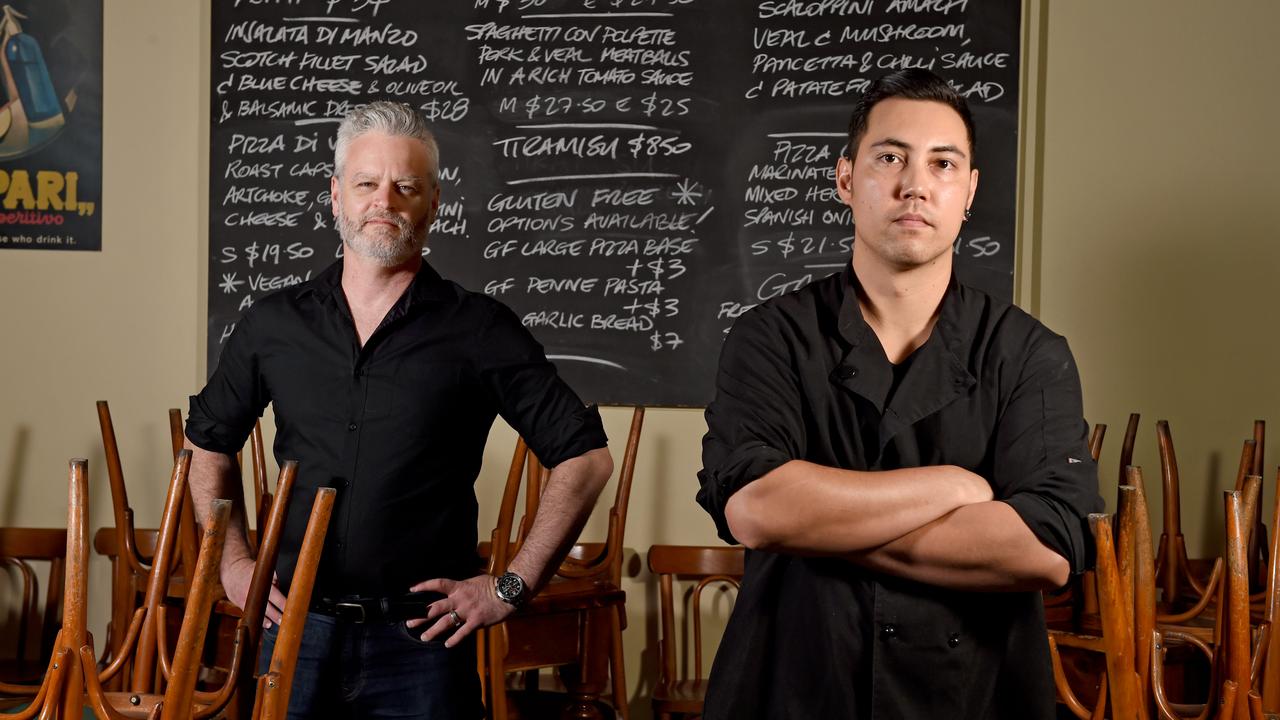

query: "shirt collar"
(835, 262), (976, 360)
(303, 258), (454, 311)
(830, 263), (978, 431)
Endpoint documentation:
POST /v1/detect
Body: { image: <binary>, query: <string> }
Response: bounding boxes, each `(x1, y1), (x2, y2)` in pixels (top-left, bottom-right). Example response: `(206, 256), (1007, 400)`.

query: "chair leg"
(609, 606), (628, 720)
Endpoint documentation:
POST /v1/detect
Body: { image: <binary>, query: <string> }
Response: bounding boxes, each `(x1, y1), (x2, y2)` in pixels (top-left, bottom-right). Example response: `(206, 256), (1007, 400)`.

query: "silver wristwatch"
(495, 571), (527, 607)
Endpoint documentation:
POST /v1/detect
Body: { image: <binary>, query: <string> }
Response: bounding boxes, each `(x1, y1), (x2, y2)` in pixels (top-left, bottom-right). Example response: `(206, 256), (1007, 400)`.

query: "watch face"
(497, 573), (525, 602)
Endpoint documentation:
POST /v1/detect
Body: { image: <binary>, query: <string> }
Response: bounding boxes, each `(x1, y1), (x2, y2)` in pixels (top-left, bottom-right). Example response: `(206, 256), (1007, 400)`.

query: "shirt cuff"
(1001, 491), (1092, 575)
(697, 442), (792, 544)
(184, 393), (253, 456)
(525, 403), (609, 468)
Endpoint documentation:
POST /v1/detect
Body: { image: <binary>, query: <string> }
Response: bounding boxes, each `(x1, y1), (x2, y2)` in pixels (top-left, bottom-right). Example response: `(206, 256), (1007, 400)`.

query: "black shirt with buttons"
(187, 260), (607, 598)
(697, 264), (1103, 719)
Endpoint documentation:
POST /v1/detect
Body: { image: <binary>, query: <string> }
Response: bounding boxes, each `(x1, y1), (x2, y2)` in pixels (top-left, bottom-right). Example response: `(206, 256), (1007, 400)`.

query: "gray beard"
(336, 207), (428, 267)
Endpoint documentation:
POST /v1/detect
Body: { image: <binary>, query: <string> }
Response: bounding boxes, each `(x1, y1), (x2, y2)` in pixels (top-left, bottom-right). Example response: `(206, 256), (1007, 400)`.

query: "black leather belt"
(310, 591), (446, 623)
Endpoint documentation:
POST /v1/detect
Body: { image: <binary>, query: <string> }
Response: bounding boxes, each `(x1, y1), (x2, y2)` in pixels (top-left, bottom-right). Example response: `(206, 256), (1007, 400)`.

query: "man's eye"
(878, 153), (901, 164)
(936, 159), (955, 170)
(398, 185), (417, 194)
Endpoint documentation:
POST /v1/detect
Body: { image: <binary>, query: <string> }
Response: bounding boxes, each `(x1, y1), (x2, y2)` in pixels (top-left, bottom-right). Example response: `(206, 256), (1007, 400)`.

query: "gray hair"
(333, 101), (439, 184)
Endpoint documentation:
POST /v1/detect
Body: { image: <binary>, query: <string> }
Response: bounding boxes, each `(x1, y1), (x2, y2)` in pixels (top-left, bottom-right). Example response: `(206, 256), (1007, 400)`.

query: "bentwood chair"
(647, 545), (744, 720)
(0, 460), (90, 720)
(97, 401), (273, 695)
(97, 400), (200, 689)
(80, 498), (233, 720)
(247, 488), (336, 720)
(484, 407), (645, 720)
(0, 527), (66, 693)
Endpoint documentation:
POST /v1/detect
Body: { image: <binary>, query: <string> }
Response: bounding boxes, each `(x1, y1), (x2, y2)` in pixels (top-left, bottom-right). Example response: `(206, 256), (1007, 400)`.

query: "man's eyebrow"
(868, 137), (968, 159)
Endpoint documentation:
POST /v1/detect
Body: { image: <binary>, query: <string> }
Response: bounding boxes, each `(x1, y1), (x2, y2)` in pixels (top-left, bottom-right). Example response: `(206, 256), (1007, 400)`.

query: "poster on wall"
(0, 0), (101, 251)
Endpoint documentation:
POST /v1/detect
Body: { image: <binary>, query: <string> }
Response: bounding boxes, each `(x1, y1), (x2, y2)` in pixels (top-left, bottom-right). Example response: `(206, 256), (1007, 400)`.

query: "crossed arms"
(724, 461), (1070, 591)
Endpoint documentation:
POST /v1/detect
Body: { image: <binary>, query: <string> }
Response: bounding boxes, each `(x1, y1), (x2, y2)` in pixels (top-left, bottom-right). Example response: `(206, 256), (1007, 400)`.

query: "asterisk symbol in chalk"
(673, 178), (703, 206)
(219, 273), (244, 294)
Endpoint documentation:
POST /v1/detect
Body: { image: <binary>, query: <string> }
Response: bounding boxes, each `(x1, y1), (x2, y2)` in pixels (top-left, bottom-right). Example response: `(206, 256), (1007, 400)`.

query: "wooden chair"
(86, 454), (298, 720)
(0, 459), (93, 720)
(1050, 476), (1220, 720)
(0, 527), (66, 689)
(484, 407), (645, 720)
(97, 401), (272, 695)
(247, 488), (336, 720)
(647, 545), (744, 720)
(1155, 421), (1256, 608)
(80, 498), (232, 720)
(1153, 483), (1270, 720)
(97, 400), (200, 688)
(1049, 507), (1144, 719)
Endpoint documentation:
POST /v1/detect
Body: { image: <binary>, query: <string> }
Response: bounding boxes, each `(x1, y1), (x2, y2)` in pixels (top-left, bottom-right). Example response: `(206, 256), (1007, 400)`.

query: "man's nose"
(370, 182), (397, 210)
(899, 162), (929, 201)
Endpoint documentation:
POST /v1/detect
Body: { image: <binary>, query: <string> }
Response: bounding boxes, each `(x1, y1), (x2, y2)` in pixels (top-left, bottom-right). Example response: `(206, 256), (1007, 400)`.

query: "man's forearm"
(185, 440), (255, 573)
(723, 460), (992, 554)
(847, 500), (1070, 591)
(506, 447), (613, 591)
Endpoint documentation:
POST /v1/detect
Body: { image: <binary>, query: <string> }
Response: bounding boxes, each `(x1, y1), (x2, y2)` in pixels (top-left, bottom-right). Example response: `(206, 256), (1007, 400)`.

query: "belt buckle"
(333, 601), (366, 623)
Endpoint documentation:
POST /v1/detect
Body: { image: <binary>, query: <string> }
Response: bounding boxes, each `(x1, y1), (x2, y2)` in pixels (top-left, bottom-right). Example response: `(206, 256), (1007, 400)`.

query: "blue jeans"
(257, 612), (484, 719)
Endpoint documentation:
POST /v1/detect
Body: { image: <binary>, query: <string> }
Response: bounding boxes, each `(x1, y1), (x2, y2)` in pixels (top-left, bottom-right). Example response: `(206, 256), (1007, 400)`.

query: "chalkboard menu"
(210, 0), (1021, 407)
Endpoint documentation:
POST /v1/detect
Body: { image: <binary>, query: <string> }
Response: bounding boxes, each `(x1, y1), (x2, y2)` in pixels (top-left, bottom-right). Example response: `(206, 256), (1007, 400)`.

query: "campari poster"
(0, 0), (101, 251)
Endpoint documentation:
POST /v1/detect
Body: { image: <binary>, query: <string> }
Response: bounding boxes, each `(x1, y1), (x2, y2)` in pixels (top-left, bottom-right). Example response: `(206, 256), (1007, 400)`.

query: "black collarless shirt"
(697, 265), (1102, 719)
(187, 260), (607, 598)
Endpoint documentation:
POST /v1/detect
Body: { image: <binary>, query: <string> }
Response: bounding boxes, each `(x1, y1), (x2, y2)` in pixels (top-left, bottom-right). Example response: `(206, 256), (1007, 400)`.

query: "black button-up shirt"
(187, 260), (607, 598)
(696, 265), (1102, 719)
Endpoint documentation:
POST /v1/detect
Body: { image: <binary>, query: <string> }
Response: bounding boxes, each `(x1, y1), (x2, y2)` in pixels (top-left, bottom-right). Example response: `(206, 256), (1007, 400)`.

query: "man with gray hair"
(185, 101), (614, 717)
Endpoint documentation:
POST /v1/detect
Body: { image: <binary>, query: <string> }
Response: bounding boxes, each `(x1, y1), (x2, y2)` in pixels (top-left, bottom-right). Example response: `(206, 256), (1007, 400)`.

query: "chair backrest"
(0, 527), (66, 678)
(1120, 413), (1140, 488)
(647, 545), (744, 690)
(489, 407), (645, 586)
(252, 488), (337, 720)
(0, 460), (91, 718)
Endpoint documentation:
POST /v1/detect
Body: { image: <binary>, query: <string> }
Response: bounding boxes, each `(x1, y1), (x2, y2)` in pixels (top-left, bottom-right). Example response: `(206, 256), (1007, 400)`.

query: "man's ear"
(835, 155), (854, 205)
(330, 175), (340, 218)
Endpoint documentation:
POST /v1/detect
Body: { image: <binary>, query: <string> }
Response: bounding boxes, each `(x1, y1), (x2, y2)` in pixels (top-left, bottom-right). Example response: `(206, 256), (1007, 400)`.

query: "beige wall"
(1035, 0), (1280, 556)
(0, 0), (1277, 716)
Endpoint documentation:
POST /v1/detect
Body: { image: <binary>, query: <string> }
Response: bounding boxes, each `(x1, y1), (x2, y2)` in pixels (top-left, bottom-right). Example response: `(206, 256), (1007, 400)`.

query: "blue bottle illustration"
(2, 5), (63, 127)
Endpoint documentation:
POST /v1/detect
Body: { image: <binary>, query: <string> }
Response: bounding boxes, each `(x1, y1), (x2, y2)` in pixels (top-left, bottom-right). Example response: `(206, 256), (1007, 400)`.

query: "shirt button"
(880, 623), (898, 640)
(347, 422), (357, 431)
(948, 633), (961, 648)
(837, 365), (858, 380)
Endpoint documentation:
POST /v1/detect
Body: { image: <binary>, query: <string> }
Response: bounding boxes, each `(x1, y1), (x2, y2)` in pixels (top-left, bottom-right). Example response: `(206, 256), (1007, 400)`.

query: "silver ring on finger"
(449, 610), (463, 628)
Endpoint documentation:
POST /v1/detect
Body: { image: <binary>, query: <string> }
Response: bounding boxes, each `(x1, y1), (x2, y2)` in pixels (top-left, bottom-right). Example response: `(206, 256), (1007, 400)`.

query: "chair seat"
(522, 578), (625, 614)
(652, 678), (712, 713)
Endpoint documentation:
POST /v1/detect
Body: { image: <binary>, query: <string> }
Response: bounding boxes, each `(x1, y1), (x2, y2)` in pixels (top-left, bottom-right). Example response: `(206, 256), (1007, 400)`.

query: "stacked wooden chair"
(483, 407), (645, 720)
(1049, 410), (1280, 719)
(1, 437), (332, 718)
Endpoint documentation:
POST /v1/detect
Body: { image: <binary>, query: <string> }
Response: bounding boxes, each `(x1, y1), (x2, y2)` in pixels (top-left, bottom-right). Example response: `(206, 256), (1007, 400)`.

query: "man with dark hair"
(697, 69), (1102, 718)
(186, 101), (614, 718)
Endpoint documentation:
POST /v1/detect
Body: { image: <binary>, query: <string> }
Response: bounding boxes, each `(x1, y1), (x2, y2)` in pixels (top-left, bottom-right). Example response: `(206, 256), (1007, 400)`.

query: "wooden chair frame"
(647, 545), (744, 720)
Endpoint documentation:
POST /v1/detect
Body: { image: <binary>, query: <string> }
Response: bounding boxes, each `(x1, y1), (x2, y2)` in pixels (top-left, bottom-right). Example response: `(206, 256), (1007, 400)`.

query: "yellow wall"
(0, 0), (1277, 717)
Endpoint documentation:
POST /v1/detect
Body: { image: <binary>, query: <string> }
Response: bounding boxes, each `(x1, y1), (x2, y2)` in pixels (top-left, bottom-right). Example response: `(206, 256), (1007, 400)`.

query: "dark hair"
(846, 69), (976, 166)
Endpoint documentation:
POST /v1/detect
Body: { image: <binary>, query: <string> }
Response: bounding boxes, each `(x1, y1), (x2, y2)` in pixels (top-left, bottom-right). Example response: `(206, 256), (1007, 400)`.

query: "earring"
(963, 208), (972, 221)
